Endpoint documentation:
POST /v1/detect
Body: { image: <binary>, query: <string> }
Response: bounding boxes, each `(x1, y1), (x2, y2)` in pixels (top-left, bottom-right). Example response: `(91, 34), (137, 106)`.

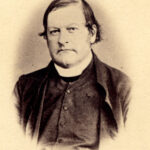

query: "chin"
(55, 59), (78, 68)
(53, 55), (77, 67)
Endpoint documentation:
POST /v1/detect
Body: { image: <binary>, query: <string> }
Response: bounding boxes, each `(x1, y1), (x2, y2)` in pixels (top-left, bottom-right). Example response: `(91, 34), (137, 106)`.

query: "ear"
(90, 24), (97, 44)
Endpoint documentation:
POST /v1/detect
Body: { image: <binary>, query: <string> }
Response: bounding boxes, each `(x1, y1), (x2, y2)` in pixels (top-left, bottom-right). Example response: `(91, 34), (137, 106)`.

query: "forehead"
(47, 4), (86, 27)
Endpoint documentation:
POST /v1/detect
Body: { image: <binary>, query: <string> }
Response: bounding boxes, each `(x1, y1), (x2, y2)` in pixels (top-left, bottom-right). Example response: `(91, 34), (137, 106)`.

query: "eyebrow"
(47, 27), (59, 29)
(47, 23), (82, 29)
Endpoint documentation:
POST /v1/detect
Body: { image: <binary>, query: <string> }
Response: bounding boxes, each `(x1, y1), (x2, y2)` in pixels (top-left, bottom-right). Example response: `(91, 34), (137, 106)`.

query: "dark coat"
(15, 53), (131, 145)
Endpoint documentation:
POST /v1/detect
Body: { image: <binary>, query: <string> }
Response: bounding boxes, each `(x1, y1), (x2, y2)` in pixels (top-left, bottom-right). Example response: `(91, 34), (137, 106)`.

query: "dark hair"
(39, 0), (101, 43)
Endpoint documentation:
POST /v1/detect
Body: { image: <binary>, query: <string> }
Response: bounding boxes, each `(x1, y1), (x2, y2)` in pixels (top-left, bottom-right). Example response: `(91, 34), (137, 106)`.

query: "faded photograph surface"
(14, 0), (131, 149)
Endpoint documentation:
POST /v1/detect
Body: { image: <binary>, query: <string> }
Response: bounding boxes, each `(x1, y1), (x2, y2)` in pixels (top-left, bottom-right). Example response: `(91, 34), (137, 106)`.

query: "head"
(40, 0), (101, 68)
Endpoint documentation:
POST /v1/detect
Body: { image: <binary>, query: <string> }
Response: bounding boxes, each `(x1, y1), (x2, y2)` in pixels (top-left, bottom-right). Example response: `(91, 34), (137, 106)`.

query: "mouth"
(57, 49), (76, 54)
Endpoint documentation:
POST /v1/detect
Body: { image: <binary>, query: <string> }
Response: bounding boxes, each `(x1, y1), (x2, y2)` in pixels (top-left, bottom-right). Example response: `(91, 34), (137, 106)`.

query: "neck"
(54, 52), (93, 77)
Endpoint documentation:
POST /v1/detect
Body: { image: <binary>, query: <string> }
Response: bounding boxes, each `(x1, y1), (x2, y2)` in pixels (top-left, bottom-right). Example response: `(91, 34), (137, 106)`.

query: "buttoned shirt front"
(39, 60), (101, 150)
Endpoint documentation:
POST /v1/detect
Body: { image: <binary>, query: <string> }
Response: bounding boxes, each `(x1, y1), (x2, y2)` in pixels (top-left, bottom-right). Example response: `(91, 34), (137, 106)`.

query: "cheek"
(78, 31), (91, 44)
(47, 41), (58, 57)
(74, 36), (90, 49)
(72, 34), (89, 45)
(48, 39), (58, 49)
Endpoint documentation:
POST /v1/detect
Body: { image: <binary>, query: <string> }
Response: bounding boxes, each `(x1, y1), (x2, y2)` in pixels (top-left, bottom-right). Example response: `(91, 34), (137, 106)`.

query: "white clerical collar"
(54, 52), (93, 77)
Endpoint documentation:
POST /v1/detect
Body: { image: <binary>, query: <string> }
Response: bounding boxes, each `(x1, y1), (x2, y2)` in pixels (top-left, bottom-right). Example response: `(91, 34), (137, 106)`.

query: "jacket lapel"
(93, 53), (118, 140)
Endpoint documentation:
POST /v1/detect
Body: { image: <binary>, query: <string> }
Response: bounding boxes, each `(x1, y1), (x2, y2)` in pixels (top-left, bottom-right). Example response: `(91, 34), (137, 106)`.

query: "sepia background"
(0, 0), (150, 149)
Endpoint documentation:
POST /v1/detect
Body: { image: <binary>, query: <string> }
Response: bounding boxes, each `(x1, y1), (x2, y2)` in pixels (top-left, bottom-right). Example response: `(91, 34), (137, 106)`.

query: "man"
(15, 0), (131, 149)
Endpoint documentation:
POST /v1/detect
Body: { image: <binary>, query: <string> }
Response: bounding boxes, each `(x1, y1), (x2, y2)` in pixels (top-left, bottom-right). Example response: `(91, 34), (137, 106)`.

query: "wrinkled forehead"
(47, 3), (86, 28)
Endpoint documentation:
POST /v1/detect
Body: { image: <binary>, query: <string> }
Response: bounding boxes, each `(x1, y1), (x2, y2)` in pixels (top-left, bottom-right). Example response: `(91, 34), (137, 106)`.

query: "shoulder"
(17, 61), (54, 83)
(105, 62), (131, 92)
(15, 62), (53, 96)
(94, 53), (131, 90)
(105, 62), (130, 86)
(19, 65), (49, 82)
(104, 62), (131, 108)
(93, 53), (131, 108)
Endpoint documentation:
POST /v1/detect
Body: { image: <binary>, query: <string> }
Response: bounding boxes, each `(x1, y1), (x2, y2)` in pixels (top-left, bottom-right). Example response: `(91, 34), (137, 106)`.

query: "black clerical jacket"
(15, 53), (131, 148)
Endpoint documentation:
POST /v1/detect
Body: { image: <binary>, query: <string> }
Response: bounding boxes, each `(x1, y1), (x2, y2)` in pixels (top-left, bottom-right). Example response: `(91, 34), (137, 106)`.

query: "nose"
(58, 29), (69, 46)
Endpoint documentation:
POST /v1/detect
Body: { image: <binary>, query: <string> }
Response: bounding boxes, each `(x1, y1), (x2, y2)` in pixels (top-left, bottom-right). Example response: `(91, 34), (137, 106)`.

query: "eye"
(67, 27), (78, 33)
(49, 29), (60, 35)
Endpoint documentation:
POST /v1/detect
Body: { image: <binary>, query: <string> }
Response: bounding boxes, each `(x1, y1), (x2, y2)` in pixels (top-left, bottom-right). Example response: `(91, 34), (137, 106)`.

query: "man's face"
(46, 4), (95, 68)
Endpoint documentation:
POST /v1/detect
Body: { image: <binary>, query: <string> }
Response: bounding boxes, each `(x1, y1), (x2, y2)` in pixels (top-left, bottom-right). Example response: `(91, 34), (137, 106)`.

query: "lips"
(57, 49), (76, 53)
